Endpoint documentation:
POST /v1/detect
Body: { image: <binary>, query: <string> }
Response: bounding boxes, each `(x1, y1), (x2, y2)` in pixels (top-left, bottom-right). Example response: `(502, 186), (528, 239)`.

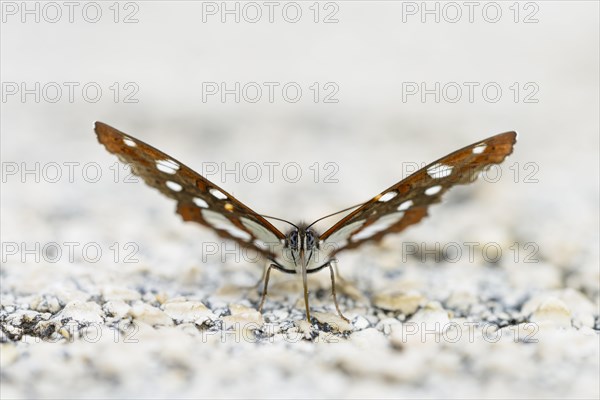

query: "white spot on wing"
(425, 185), (442, 196)
(156, 159), (180, 175)
(351, 213), (404, 242)
(201, 209), (251, 241)
(193, 197), (209, 208)
(123, 137), (136, 147)
(397, 200), (413, 211)
(427, 163), (453, 179)
(166, 181), (182, 192)
(473, 144), (487, 154)
(378, 191), (398, 202)
(209, 188), (227, 200)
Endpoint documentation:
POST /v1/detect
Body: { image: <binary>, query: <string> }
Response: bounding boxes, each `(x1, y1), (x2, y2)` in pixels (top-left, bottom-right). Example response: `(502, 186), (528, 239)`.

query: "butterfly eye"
(306, 230), (316, 249)
(288, 231), (299, 250)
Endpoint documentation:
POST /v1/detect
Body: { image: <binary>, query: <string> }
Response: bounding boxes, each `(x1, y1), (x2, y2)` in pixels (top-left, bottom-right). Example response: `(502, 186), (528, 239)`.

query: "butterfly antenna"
(260, 215), (299, 230)
(306, 202), (365, 229)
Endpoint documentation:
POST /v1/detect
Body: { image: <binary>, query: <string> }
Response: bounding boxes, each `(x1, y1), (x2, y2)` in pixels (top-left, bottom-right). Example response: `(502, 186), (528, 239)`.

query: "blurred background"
(1, 1), (598, 399)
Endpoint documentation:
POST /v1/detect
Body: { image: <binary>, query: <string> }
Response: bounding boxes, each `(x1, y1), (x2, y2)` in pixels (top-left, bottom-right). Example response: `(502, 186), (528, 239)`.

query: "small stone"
(522, 289), (595, 328)
(270, 308), (290, 322)
(529, 297), (572, 328)
(27, 295), (43, 311)
(222, 304), (264, 330)
(54, 289), (90, 305)
(103, 300), (132, 320)
(408, 301), (451, 335)
(2, 324), (22, 338)
(162, 300), (215, 324)
(445, 290), (477, 314)
(364, 314), (379, 325)
(313, 312), (353, 332)
(155, 292), (169, 305)
(228, 303), (260, 316)
(102, 286), (141, 302)
(353, 315), (371, 330)
(128, 302), (173, 326)
(372, 290), (425, 315)
(56, 301), (103, 324)
(42, 296), (61, 314)
(141, 292), (159, 304)
(6, 310), (39, 326)
(2, 305), (15, 314)
(294, 319), (316, 339)
(21, 310), (41, 324)
(39, 313), (51, 321)
(57, 326), (72, 339)
(375, 317), (402, 335)
(557, 289), (597, 328)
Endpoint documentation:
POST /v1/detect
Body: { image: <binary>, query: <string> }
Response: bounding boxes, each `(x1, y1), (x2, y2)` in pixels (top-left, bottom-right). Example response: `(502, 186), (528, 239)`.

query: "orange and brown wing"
(319, 131), (517, 255)
(95, 121), (285, 258)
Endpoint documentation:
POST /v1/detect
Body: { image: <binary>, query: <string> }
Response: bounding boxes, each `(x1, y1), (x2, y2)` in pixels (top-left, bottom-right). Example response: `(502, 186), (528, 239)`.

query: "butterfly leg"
(331, 258), (348, 285)
(327, 262), (350, 323)
(257, 264), (276, 313)
(251, 264), (268, 290)
(301, 263), (312, 323)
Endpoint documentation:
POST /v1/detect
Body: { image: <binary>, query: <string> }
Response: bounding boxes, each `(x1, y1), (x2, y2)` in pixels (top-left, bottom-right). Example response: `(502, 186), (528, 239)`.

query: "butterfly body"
(94, 121), (517, 323)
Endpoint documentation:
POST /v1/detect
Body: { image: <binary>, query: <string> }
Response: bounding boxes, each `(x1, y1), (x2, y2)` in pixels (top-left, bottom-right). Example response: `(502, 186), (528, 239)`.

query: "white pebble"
(128, 302), (174, 326)
(57, 301), (103, 324)
(162, 300), (215, 324)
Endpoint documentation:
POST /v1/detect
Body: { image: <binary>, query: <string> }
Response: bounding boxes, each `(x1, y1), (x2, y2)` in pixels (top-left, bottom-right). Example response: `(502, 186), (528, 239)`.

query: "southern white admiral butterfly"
(95, 122), (516, 322)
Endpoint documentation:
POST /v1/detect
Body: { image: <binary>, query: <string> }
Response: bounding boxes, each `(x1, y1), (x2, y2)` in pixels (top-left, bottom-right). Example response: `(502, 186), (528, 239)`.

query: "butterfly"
(95, 121), (517, 323)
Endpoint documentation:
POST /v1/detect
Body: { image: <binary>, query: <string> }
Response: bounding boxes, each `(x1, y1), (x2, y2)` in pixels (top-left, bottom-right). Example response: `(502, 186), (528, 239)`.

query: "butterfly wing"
(319, 131), (517, 256)
(94, 122), (285, 258)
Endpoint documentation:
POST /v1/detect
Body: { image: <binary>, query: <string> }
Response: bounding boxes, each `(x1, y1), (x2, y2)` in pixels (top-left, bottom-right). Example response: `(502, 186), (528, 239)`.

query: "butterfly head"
(285, 224), (320, 271)
(286, 225), (318, 252)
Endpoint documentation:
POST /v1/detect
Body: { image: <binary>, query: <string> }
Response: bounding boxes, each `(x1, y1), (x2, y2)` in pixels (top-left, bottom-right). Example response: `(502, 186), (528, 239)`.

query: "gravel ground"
(1, 2), (598, 399)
